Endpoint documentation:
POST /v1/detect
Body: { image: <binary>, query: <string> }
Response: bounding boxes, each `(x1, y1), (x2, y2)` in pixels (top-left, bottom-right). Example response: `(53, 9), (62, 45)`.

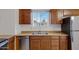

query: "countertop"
(0, 31), (68, 40)
(0, 35), (13, 39)
(0, 31), (68, 39)
(16, 31), (68, 36)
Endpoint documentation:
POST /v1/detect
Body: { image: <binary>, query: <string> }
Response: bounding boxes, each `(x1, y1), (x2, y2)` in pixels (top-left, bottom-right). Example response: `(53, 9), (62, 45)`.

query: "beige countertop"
(0, 31), (68, 39)
(0, 35), (13, 39)
(16, 31), (68, 36)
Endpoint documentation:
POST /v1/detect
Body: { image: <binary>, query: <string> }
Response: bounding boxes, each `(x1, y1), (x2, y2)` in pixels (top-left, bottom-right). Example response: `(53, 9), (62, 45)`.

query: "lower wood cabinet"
(14, 35), (68, 50)
(51, 39), (59, 50)
(2, 35), (68, 50)
(40, 37), (51, 50)
(50, 36), (59, 50)
(30, 36), (51, 50)
(60, 36), (68, 50)
(30, 39), (40, 50)
(15, 36), (21, 50)
(8, 36), (15, 50)
(30, 36), (68, 50)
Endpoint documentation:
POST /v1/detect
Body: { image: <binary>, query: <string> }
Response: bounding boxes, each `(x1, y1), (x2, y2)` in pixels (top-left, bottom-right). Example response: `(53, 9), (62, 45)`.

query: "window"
(31, 10), (50, 26)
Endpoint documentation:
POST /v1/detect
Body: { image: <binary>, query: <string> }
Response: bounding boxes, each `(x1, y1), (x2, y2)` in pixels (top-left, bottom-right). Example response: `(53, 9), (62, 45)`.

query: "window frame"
(31, 10), (50, 27)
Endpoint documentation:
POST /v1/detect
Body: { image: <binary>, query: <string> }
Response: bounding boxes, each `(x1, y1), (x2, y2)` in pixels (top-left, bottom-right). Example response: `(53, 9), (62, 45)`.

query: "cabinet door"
(50, 36), (59, 50)
(60, 36), (68, 50)
(15, 36), (20, 50)
(50, 9), (61, 24)
(40, 37), (51, 50)
(63, 9), (79, 16)
(30, 36), (40, 50)
(63, 9), (72, 16)
(8, 36), (15, 50)
(72, 9), (79, 16)
(19, 9), (31, 24)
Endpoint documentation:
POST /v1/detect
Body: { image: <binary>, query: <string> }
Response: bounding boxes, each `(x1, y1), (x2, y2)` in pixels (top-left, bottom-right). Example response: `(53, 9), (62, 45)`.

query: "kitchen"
(0, 9), (79, 50)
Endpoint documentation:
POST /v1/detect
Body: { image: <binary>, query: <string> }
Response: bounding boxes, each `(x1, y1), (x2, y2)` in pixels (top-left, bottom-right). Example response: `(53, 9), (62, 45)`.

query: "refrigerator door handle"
(71, 36), (73, 42)
(70, 31), (74, 42)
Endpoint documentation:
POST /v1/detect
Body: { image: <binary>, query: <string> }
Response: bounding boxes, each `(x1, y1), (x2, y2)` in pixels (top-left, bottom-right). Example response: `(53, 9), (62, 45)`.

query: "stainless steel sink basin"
(32, 31), (48, 35)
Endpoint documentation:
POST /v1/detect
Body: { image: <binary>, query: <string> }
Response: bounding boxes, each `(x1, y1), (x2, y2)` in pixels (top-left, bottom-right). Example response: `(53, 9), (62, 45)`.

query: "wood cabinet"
(72, 10), (79, 15)
(50, 36), (59, 50)
(50, 9), (79, 24)
(30, 36), (51, 50)
(63, 9), (79, 16)
(60, 36), (68, 50)
(30, 36), (68, 50)
(8, 36), (15, 50)
(63, 9), (72, 16)
(30, 36), (40, 50)
(15, 36), (20, 50)
(50, 9), (62, 24)
(30, 39), (40, 50)
(40, 37), (51, 50)
(19, 9), (79, 24)
(19, 9), (31, 24)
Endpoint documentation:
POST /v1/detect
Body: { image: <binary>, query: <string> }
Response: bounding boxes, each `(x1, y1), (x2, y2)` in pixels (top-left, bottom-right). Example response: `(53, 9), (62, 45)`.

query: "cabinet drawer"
(51, 36), (59, 40)
(30, 36), (40, 40)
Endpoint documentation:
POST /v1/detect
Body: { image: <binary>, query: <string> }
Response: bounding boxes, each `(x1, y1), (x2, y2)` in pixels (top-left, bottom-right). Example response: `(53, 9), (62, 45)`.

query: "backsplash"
(20, 24), (61, 31)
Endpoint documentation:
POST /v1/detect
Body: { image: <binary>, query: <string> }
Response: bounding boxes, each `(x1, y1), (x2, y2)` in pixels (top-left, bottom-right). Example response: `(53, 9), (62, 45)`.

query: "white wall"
(0, 9), (16, 35)
(15, 10), (21, 34)
(0, 9), (21, 35)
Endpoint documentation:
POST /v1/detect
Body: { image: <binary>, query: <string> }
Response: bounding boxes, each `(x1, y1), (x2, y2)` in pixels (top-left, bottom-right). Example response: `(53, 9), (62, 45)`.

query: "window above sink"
(31, 9), (50, 26)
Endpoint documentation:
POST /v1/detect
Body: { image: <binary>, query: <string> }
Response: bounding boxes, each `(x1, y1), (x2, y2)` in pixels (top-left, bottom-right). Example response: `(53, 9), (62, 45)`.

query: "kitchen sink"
(32, 31), (48, 35)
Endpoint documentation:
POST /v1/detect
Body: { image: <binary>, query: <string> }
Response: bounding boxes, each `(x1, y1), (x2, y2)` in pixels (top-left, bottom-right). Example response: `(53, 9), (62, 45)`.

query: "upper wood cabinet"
(72, 10), (79, 15)
(19, 9), (31, 24)
(50, 9), (63, 24)
(63, 9), (79, 16)
(63, 9), (72, 16)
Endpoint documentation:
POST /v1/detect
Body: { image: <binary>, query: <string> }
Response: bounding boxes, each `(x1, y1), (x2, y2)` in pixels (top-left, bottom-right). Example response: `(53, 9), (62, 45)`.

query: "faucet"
(38, 31), (41, 34)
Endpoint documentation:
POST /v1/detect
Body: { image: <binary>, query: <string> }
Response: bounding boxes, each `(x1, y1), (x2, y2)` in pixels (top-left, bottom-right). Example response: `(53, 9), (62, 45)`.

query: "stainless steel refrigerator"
(62, 16), (79, 50)
(70, 16), (79, 50)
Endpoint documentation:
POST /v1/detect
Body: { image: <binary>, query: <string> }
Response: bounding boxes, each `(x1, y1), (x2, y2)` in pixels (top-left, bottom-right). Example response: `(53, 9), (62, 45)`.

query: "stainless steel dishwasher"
(19, 36), (29, 50)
